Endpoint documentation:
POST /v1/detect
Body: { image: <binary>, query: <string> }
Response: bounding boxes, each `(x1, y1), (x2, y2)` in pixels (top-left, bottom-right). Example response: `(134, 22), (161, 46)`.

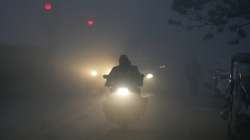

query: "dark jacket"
(105, 64), (143, 87)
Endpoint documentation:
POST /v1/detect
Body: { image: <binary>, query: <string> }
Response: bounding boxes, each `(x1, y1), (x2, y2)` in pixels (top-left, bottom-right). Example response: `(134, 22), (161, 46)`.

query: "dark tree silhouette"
(169, 0), (250, 44)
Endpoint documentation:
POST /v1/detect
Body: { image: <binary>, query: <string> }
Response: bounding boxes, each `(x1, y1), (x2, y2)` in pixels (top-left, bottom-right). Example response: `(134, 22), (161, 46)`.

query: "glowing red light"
(87, 19), (94, 27)
(44, 1), (53, 12)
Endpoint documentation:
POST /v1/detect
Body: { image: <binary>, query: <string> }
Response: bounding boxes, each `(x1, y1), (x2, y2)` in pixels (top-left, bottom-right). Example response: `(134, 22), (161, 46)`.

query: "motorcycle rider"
(104, 55), (144, 93)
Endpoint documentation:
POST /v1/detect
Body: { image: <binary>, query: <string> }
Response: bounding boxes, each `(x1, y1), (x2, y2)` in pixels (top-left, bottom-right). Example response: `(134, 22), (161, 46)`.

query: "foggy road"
(0, 90), (227, 140)
(1, 0), (250, 139)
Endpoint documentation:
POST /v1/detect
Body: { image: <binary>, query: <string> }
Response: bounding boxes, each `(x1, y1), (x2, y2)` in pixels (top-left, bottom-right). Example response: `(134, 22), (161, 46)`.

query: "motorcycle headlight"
(146, 73), (154, 79)
(116, 87), (130, 97)
(90, 70), (98, 77)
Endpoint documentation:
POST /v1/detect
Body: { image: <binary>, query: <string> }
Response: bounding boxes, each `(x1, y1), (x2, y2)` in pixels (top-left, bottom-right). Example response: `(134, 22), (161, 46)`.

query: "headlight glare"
(116, 87), (130, 96)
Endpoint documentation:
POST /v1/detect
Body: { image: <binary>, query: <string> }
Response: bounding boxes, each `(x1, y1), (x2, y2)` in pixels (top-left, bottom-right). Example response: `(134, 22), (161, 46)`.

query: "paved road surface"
(0, 90), (227, 140)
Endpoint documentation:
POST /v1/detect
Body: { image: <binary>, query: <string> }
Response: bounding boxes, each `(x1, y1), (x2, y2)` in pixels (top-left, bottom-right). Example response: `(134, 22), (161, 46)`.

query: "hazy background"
(0, 0), (250, 139)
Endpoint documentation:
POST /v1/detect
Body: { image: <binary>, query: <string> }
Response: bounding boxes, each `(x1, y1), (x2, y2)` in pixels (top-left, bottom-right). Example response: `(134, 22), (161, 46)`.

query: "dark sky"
(1, 0), (250, 72)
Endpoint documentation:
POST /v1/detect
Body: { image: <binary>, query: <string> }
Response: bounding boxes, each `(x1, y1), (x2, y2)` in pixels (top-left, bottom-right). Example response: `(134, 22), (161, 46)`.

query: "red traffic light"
(43, 1), (53, 12)
(86, 19), (95, 27)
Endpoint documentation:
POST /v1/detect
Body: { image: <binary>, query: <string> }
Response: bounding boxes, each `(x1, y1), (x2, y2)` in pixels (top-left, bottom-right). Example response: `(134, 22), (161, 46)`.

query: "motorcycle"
(102, 74), (148, 128)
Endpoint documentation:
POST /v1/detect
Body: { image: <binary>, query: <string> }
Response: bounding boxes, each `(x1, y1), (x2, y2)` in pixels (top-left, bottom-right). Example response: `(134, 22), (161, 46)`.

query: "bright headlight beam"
(90, 70), (98, 77)
(117, 87), (129, 96)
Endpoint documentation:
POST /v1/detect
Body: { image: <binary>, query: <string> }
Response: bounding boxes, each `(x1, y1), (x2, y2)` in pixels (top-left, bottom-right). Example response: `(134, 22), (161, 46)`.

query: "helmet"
(119, 54), (131, 65)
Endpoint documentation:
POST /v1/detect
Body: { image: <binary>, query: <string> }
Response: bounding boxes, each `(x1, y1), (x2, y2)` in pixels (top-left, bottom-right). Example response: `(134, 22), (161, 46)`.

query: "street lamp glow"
(146, 73), (154, 79)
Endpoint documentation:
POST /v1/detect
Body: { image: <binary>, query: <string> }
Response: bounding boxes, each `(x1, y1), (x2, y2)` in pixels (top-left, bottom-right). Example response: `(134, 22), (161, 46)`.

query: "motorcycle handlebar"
(103, 74), (144, 79)
(103, 75), (109, 79)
